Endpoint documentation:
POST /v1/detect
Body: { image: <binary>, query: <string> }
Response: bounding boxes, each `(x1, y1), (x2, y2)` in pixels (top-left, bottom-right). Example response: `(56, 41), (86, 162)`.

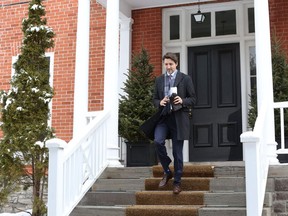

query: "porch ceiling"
(97, 0), (214, 10)
(123, 0), (198, 10)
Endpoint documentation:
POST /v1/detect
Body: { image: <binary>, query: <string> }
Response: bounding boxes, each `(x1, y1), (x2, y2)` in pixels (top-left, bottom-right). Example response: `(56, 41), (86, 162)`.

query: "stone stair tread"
(100, 167), (152, 179)
(71, 163), (276, 216)
(70, 205), (126, 216)
(126, 205), (202, 216)
(92, 178), (145, 191)
(209, 177), (245, 192)
(198, 207), (271, 216)
(204, 191), (272, 207)
(80, 191), (136, 206)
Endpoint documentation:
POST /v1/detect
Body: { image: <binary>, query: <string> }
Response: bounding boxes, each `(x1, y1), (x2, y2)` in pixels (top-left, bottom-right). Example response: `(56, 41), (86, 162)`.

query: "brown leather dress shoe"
(173, 184), (181, 194)
(158, 173), (173, 188)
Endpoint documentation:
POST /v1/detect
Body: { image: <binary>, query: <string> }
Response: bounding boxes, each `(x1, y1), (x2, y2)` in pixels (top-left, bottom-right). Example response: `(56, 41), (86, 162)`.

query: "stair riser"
(145, 178), (210, 191)
(92, 179), (145, 191)
(210, 178), (275, 192)
(198, 207), (271, 216)
(136, 192), (204, 205)
(80, 192), (136, 206)
(70, 206), (125, 216)
(204, 192), (272, 207)
(100, 167), (152, 179)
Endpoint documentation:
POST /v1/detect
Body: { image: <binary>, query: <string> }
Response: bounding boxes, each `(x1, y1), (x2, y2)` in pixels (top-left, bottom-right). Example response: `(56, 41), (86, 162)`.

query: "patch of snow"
(31, 88), (39, 93)
(16, 107), (23, 111)
(31, 4), (43, 10)
(0, 210), (32, 215)
(35, 141), (44, 148)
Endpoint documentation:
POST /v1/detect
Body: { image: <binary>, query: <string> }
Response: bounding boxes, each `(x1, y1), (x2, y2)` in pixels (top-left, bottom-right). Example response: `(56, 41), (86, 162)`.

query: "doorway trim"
(162, 0), (255, 161)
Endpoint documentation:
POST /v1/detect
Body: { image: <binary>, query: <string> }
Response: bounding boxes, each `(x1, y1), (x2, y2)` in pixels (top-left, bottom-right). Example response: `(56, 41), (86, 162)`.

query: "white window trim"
(163, 0), (255, 133)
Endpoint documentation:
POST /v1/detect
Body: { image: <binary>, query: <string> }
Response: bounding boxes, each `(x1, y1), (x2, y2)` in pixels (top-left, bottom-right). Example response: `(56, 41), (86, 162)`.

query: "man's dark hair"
(162, 52), (178, 64)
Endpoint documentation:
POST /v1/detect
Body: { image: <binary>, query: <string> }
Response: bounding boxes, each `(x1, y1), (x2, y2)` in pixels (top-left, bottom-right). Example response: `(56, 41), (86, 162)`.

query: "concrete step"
(210, 177), (274, 192)
(79, 191), (136, 206)
(99, 167), (152, 179)
(198, 207), (271, 216)
(92, 178), (145, 192)
(213, 165), (245, 177)
(70, 206), (125, 216)
(204, 192), (273, 207)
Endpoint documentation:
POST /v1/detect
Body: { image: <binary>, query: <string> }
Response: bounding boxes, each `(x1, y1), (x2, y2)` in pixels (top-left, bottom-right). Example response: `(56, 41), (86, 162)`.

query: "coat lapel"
(159, 74), (165, 98)
(174, 72), (184, 87)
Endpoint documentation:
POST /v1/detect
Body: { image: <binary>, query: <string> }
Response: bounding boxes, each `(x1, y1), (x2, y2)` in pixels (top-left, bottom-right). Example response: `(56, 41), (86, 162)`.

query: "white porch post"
(73, 0), (90, 137)
(119, 18), (133, 96)
(119, 18), (133, 165)
(254, 0), (278, 163)
(104, 0), (122, 166)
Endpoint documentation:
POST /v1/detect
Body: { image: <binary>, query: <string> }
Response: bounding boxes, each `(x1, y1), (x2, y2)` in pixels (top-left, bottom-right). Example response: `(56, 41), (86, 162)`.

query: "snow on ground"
(0, 210), (32, 216)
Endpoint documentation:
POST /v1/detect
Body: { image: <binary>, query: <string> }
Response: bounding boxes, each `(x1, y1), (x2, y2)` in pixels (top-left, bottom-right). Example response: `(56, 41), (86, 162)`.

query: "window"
(249, 46), (256, 91)
(216, 10), (236, 36)
(191, 12), (211, 38)
(248, 8), (255, 33)
(170, 15), (180, 40)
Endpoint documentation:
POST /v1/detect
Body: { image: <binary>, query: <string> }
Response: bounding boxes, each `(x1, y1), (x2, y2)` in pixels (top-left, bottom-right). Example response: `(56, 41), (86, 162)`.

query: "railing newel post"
(46, 138), (67, 216)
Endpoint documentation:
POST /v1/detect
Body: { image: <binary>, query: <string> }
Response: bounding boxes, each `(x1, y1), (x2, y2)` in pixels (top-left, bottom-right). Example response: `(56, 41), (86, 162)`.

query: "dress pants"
(154, 113), (184, 185)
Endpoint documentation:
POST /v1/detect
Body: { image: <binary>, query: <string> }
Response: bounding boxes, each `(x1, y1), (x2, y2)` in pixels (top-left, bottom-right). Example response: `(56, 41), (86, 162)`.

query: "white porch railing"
(274, 101), (288, 154)
(240, 103), (270, 216)
(46, 109), (111, 216)
(241, 101), (288, 216)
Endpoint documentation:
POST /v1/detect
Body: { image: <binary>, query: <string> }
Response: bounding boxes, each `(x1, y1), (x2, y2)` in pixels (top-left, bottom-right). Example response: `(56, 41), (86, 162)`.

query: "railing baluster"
(280, 107), (285, 150)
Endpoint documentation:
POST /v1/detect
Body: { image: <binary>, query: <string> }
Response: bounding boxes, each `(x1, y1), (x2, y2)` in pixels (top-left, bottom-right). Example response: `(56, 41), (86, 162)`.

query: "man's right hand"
(160, 96), (170, 106)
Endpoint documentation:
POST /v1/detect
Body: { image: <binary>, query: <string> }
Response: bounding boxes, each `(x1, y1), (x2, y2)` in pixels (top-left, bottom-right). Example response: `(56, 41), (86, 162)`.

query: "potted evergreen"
(119, 47), (158, 166)
(248, 36), (288, 162)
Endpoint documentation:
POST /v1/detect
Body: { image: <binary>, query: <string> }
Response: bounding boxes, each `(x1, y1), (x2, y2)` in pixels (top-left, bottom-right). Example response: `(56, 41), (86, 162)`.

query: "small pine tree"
(248, 35), (288, 138)
(119, 47), (156, 143)
(0, 0), (55, 215)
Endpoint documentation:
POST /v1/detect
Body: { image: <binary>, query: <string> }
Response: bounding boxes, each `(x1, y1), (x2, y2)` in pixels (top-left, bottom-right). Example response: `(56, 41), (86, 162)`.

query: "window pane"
(249, 46), (256, 90)
(191, 13), (211, 38)
(170, 15), (180, 40)
(248, 8), (255, 33)
(175, 53), (180, 71)
(216, 10), (236, 36)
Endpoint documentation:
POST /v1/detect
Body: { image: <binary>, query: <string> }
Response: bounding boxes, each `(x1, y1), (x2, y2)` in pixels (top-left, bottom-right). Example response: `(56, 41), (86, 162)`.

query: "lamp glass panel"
(170, 15), (180, 40)
(191, 12), (211, 38)
(216, 10), (236, 36)
(248, 8), (255, 33)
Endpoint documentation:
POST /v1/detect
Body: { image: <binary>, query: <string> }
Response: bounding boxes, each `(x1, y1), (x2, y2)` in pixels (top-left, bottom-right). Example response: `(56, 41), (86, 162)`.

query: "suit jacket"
(153, 71), (196, 140)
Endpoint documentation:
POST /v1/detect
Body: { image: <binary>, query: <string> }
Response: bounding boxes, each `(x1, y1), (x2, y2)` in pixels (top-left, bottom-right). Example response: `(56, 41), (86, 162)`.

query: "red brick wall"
(132, 8), (163, 77)
(89, 3), (106, 111)
(1, 1), (288, 142)
(269, 0), (288, 55)
(0, 1), (107, 141)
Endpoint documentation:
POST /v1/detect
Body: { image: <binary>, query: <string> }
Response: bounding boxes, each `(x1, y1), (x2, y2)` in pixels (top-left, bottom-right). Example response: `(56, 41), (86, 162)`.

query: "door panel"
(188, 43), (242, 161)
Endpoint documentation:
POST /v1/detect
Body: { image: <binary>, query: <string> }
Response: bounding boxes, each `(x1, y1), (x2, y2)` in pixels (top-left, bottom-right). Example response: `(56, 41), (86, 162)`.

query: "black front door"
(188, 43), (242, 161)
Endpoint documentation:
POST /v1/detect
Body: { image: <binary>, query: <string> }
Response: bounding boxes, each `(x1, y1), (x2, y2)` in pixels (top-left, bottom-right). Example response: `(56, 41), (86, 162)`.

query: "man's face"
(164, 58), (178, 74)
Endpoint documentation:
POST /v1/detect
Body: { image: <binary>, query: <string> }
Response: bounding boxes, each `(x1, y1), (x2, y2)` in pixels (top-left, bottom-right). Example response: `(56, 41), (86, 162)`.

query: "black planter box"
(126, 141), (158, 167)
(276, 137), (288, 163)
